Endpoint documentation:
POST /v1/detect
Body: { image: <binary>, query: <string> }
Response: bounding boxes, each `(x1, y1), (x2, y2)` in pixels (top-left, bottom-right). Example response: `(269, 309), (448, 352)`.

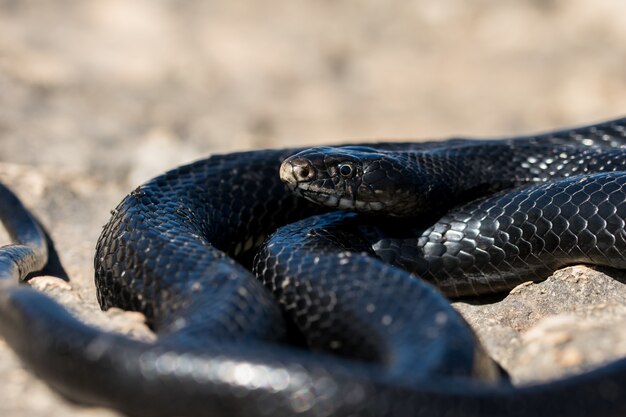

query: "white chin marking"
(355, 200), (384, 211)
(326, 195), (339, 206)
(338, 198), (354, 209)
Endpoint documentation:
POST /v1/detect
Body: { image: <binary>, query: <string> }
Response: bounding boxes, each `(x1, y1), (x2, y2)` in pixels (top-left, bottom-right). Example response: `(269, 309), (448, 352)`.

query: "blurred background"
(1, 0), (625, 186)
(0, 1), (626, 415)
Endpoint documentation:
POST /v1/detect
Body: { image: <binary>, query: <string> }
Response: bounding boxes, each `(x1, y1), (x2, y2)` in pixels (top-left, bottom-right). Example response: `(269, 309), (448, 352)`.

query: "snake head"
(280, 146), (420, 216)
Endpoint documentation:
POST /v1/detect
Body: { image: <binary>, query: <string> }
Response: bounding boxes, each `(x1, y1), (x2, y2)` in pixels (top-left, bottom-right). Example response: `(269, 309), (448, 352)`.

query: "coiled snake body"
(1, 118), (626, 416)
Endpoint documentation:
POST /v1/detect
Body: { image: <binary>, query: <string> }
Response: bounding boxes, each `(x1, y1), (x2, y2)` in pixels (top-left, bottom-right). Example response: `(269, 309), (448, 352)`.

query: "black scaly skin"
(0, 118), (625, 416)
(281, 139), (626, 217)
(253, 211), (503, 382)
(373, 172), (626, 297)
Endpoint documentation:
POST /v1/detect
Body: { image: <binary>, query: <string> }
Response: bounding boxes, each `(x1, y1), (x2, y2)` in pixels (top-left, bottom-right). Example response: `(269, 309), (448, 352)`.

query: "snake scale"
(0, 117), (626, 416)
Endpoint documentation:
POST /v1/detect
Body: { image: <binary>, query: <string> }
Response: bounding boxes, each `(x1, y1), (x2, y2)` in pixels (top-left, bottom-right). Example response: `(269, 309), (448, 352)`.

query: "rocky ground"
(1, 1), (626, 415)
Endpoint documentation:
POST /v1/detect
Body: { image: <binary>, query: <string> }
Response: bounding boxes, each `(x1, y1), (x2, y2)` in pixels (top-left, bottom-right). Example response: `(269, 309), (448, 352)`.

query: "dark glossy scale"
(0, 118), (625, 417)
(368, 172), (626, 297)
(253, 211), (503, 382)
(281, 132), (626, 217)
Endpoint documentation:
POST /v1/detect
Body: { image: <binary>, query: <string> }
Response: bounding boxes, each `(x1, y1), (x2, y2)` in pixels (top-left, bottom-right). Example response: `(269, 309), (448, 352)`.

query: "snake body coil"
(0, 118), (626, 416)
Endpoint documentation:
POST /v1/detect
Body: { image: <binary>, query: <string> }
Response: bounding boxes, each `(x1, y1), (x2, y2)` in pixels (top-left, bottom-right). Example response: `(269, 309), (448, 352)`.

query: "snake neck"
(396, 143), (626, 217)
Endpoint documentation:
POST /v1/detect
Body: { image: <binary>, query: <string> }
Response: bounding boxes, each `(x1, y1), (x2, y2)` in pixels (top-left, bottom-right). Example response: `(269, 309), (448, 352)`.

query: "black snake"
(1, 117), (626, 416)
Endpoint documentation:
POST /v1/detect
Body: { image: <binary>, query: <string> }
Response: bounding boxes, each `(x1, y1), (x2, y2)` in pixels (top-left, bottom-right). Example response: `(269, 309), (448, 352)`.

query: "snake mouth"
(287, 181), (387, 212)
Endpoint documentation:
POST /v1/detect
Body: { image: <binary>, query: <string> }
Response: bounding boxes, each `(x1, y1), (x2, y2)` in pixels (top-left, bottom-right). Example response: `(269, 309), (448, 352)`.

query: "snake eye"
(338, 163), (355, 178)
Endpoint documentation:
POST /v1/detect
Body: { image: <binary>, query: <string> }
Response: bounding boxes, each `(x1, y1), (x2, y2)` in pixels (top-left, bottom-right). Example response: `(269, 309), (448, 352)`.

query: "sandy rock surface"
(455, 266), (626, 383)
(1, 1), (626, 416)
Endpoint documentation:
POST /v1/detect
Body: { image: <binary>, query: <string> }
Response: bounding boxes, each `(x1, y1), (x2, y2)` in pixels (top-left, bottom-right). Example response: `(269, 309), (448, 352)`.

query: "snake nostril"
(295, 165), (311, 180)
